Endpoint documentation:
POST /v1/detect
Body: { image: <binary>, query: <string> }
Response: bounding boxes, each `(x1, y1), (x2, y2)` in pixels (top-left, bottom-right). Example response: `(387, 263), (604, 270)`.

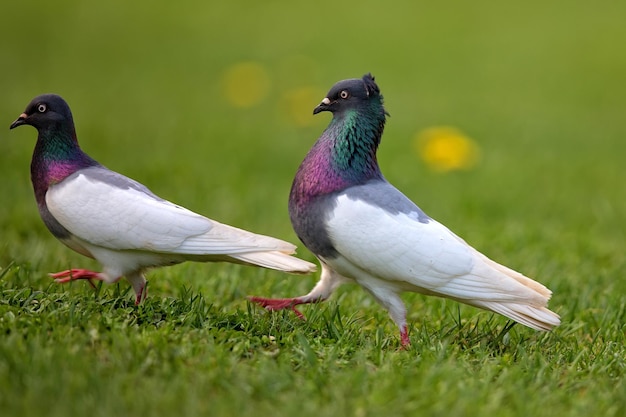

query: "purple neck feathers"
(30, 127), (99, 206)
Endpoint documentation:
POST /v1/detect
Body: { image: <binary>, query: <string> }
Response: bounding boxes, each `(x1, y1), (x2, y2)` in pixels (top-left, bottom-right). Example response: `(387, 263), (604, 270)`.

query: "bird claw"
(400, 325), (410, 348)
(248, 296), (307, 320)
(290, 306), (306, 320)
(48, 269), (101, 285)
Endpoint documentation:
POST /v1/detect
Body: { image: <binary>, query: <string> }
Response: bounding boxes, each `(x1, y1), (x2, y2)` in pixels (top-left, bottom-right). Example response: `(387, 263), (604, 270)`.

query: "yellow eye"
(339, 90), (350, 99)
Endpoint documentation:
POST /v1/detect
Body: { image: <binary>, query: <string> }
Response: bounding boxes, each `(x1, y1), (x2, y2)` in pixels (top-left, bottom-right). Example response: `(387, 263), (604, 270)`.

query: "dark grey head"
(313, 73), (384, 115)
(9, 94), (75, 132)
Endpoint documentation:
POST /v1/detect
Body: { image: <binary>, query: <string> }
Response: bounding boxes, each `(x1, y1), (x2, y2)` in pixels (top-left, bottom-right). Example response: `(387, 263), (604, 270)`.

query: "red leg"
(49, 269), (101, 288)
(248, 296), (316, 320)
(135, 282), (147, 305)
(400, 324), (410, 348)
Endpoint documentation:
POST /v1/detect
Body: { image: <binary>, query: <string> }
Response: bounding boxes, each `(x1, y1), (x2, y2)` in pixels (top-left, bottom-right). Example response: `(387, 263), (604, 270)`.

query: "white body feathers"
(319, 193), (560, 332)
(45, 167), (315, 299)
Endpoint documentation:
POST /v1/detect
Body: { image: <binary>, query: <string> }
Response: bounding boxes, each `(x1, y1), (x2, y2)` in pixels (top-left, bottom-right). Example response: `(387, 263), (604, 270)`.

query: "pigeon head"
(289, 73), (388, 224)
(313, 73), (385, 116)
(296, 73), (389, 189)
(10, 94), (98, 202)
(10, 94), (75, 132)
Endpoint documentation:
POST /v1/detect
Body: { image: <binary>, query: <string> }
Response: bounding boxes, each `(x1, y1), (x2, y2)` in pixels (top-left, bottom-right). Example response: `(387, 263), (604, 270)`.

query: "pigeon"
(9, 94), (316, 304)
(250, 74), (560, 346)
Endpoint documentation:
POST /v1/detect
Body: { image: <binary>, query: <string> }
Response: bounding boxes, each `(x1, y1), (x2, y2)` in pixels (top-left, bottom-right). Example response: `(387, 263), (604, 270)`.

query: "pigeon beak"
(313, 97), (331, 115)
(9, 113), (28, 130)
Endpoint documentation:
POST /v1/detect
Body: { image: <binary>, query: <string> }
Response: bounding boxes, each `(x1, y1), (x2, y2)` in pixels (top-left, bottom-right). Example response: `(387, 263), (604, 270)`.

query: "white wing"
(323, 187), (559, 330)
(326, 194), (475, 292)
(46, 168), (295, 255)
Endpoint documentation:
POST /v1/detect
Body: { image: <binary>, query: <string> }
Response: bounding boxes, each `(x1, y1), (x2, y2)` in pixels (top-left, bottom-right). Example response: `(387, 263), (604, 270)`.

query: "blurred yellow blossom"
(280, 86), (325, 127)
(414, 126), (481, 172)
(220, 62), (270, 108)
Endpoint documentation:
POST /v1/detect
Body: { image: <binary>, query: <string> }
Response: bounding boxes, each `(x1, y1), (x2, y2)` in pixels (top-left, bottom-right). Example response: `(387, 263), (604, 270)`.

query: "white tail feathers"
(173, 221), (316, 273)
(474, 301), (561, 331)
(232, 250), (317, 274)
(476, 250), (553, 299)
(460, 248), (561, 331)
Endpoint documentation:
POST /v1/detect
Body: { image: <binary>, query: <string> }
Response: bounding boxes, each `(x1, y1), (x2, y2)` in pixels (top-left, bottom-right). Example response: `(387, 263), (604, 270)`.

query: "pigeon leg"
(249, 262), (346, 319)
(134, 282), (147, 305)
(400, 325), (410, 347)
(49, 269), (102, 288)
(126, 272), (148, 305)
(358, 278), (410, 347)
(248, 296), (314, 319)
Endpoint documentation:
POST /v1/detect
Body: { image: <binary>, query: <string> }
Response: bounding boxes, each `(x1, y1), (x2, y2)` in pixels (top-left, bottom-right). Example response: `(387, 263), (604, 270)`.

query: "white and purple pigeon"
(250, 74), (560, 346)
(10, 94), (316, 304)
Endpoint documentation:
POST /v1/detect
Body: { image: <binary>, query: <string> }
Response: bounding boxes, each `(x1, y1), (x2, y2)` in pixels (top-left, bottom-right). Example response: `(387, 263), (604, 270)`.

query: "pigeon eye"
(339, 90), (350, 99)
(37, 104), (47, 113)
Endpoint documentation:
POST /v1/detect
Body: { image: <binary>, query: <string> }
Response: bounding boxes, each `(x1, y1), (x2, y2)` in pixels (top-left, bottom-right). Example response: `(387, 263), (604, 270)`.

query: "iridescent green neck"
(31, 125), (99, 196)
(35, 126), (82, 162)
(328, 103), (386, 182)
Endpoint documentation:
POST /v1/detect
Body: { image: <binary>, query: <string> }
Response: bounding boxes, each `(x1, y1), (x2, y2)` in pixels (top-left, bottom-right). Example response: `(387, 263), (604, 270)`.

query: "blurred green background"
(1, 0), (625, 416)
(2, 0), (624, 246)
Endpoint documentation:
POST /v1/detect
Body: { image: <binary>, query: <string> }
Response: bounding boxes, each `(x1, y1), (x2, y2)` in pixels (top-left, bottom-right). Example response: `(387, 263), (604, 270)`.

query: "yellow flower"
(220, 62), (270, 108)
(280, 86), (325, 127)
(414, 126), (481, 172)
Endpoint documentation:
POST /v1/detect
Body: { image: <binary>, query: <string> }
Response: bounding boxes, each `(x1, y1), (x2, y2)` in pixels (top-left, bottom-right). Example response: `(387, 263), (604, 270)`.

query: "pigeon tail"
(448, 247), (560, 331)
(231, 250), (316, 274)
(472, 301), (561, 331)
(472, 247), (553, 298)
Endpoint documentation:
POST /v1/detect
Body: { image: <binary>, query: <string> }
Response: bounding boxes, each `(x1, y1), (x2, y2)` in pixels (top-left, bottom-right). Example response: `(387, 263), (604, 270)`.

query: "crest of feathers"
(362, 73), (381, 97)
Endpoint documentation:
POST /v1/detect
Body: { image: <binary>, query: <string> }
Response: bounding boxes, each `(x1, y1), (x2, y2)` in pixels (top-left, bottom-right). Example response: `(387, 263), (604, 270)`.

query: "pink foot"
(135, 283), (147, 305)
(400, 325), (410, 348)
(248, 296), (308, 320)
(49, 269), (101, 288)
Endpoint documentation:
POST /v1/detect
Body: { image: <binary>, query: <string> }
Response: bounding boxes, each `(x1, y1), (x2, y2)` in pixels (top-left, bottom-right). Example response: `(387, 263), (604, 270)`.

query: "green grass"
(1, 1), (625, 416)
